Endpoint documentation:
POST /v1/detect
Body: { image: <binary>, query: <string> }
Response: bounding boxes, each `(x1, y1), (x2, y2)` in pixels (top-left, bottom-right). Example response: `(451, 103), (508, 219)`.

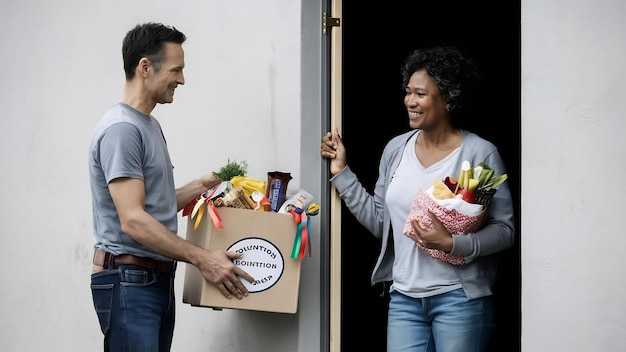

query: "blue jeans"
(91, 264), (176, 352)
(387, 289), (494, 352)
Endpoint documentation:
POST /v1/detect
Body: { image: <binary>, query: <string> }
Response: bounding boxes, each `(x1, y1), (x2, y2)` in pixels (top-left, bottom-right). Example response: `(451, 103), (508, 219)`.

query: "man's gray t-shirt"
(89, 102), (176, 261)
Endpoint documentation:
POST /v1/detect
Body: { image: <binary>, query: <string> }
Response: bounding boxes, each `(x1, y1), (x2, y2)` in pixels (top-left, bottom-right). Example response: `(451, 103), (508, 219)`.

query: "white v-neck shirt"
(386, 131), (463, 297)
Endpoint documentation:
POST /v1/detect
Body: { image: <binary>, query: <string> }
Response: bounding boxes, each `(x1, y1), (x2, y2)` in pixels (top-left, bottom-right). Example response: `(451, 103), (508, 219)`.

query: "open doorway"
(338, 2), (521, 351)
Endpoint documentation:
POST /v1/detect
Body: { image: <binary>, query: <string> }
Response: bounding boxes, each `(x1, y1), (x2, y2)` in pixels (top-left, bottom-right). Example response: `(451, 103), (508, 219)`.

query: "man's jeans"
(387, 288), (494, 352)
(91, 264), (176, 352)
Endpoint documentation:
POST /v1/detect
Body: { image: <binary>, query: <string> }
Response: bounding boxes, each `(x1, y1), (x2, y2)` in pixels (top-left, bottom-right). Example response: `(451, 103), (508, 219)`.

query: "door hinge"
(322, 12), (340, 35)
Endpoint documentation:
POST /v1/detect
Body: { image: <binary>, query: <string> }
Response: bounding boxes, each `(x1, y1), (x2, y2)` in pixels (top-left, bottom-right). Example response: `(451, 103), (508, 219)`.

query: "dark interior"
(340, 2), (521, 351)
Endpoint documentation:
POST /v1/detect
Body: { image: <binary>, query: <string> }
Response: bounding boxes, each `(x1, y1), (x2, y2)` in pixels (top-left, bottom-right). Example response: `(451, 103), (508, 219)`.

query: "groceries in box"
(182, 169), (320, 313)
(182, 171), (319, 260)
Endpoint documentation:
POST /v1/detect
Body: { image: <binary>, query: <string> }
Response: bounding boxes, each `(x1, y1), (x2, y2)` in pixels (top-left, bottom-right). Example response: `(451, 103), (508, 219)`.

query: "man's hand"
(196, 249), (255, 299)
(200, 174), (222, 190)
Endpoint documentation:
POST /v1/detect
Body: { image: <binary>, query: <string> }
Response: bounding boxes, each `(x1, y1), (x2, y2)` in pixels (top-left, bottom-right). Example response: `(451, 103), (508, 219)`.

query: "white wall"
(2, 0), (626, 351)
(521, 1), (626, 351)
(0, 1), (323, 351)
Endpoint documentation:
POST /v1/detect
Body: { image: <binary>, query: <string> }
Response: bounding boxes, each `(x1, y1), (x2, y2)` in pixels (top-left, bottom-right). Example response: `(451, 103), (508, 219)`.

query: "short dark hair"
(122, 22), (186, 80)
(401, 46), (481, 125)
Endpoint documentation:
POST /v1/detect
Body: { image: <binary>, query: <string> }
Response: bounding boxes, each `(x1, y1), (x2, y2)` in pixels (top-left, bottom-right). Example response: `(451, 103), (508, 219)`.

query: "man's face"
(146, 42), (185, 104)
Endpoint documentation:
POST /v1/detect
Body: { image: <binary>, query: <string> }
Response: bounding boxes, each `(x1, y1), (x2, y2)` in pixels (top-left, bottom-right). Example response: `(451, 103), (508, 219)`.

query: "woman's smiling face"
(404, 69), (449, 130)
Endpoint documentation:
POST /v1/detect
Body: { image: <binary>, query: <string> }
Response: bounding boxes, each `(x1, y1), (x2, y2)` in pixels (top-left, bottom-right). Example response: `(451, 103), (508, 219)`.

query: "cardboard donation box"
(183, 207), (301, 314)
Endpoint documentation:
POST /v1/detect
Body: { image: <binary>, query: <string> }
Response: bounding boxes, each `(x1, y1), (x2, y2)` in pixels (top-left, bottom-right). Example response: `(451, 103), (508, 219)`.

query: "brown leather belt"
(93, 249), (176, 274)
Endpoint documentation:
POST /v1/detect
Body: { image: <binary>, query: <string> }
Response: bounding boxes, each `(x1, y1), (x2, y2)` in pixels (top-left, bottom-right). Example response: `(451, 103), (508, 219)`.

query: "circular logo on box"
(227, 237), (284, 293)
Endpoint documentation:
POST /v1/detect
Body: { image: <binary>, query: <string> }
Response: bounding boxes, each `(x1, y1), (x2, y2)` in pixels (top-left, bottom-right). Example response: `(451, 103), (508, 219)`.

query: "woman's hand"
(320, 128), (347, 176)
(407, 211), (454, 252)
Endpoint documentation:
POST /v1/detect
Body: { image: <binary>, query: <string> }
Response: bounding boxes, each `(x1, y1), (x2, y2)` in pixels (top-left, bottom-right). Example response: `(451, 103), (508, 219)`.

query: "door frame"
(321, 1), (521, 351)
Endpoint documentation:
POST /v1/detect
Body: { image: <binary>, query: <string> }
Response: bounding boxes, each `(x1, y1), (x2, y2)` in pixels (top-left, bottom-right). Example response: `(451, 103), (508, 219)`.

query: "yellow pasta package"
(230, 176), (266, 197)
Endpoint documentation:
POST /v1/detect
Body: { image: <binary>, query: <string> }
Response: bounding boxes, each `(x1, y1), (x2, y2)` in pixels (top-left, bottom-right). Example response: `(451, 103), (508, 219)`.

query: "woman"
(320, 46), (515, 351)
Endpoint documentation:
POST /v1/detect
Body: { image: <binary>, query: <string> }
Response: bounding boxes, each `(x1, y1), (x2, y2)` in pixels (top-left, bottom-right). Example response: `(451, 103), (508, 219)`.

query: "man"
(89, 22), (254, 351)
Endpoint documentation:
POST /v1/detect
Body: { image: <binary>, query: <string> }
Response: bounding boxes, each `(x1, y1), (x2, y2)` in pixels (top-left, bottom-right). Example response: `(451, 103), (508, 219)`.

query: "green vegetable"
(213, 159), (248, 181)
(475, 162), (507, 190)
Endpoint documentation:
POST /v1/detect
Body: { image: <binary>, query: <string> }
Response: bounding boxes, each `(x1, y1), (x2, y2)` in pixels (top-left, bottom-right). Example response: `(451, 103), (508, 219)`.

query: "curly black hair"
(401, 46), (481, 126)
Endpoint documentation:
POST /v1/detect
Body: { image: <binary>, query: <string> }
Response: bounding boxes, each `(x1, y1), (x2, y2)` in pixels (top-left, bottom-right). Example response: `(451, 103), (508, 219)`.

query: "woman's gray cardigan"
(329, 129), (516, 299)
